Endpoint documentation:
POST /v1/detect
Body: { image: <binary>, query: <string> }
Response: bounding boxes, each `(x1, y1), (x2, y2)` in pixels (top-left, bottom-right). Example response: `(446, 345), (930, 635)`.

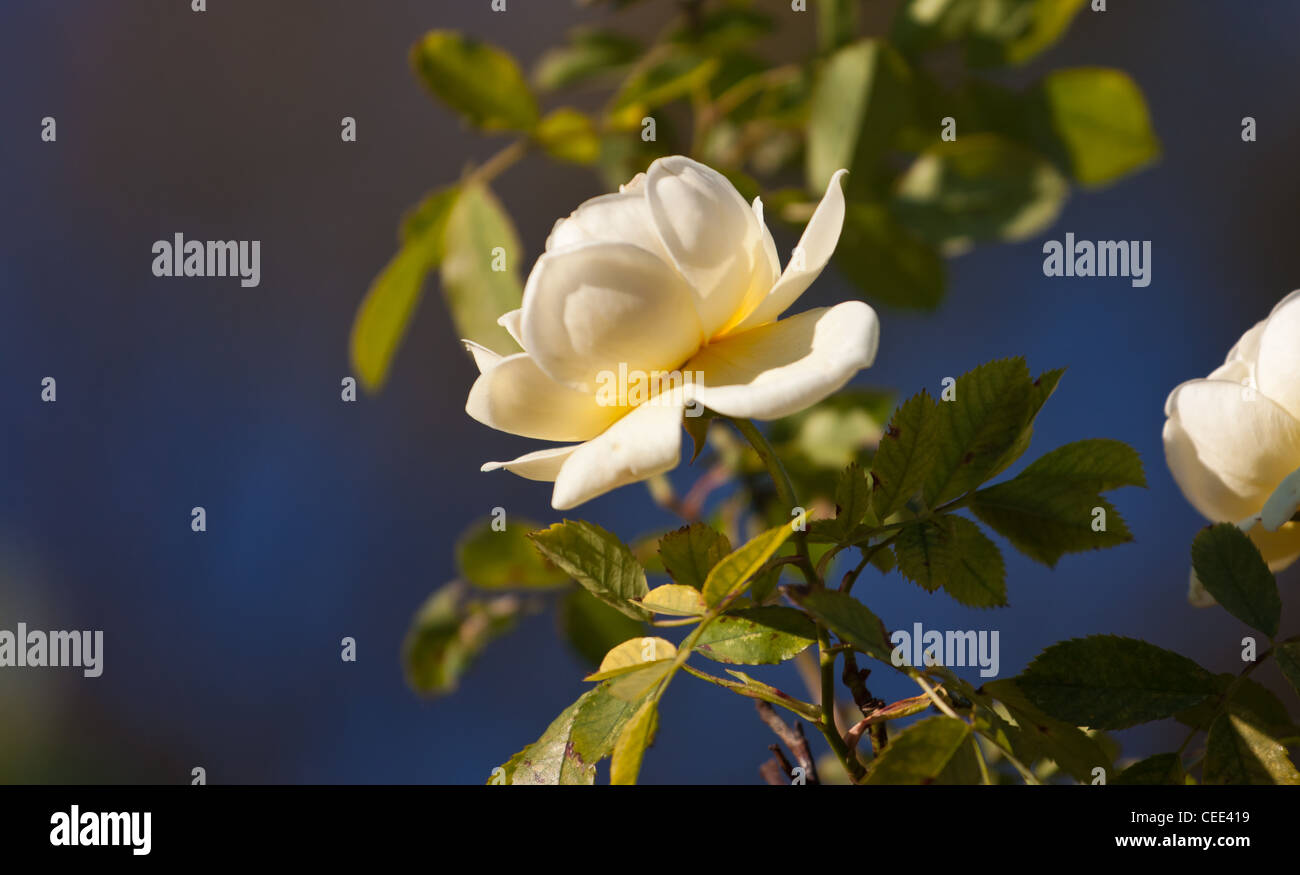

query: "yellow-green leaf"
(440, 182), (524, 354)
(610, 699), (658, 785)
(701, 513), (806, 607)
(411, 30), (538, 131)
(350, 187), (458, 392)
(640, 584), (707, 617)
(534, 107), (601, 165)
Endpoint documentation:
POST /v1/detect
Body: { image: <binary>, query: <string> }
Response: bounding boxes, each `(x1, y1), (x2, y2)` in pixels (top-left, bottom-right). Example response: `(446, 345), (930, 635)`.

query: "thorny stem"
(731, 417), (867, 782)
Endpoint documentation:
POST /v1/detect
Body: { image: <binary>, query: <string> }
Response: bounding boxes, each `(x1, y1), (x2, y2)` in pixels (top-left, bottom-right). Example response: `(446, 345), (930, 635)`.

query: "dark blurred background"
(1, 0), (1298, 783)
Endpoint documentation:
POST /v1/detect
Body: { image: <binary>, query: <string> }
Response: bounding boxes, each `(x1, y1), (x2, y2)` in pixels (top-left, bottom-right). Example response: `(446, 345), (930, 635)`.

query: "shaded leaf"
(1016, 636), (1218, 730)
(1191, 523), (1280, 638)
(895, 516), (1007, 607)
(1205, 704), (1300, 785)
(403, 582), (523, 696)
(456, 517), (568, 590)
(1113, 753), (1185, 786)
(558, 587), (645, 668)
(836, 203), (946, 311)
(787, 588), (892, 663)
(864, 716), (975, 784)
(892, 135), (1068, 254)
(658, 523), (732, 591)
(925, 358), (1033, 506)
(535, 28), (640, 90)
(982, 678), (1112, 782)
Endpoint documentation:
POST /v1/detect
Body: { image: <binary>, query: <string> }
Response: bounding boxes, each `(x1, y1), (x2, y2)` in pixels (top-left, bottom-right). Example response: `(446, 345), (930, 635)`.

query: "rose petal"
(520, 241), (704, 392)
(551, 395), (686, 510)
(1248, 522), (1300, 572)
(1255, 289), (1300, 419)
(544, 189), (668, 261)
(466, 352), (626, 442)
(1163, 379), (1300, 522)
(645, 156), (763, 337)
(729, 170), (847, 333)
(497, 309), (524, 347)
(462, 340), (502, 374)
(685, 300), (879, 420)
(481, 445), (577, 483)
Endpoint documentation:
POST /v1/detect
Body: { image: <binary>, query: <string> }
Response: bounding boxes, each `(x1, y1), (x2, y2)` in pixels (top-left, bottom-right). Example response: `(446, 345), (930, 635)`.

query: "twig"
(755, 701), (820, 785)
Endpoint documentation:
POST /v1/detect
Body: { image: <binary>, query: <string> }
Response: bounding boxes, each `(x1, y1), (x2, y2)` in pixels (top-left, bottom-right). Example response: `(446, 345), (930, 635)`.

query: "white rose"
(464, 155), (880, 510)
(1164, 289), (1300, 573)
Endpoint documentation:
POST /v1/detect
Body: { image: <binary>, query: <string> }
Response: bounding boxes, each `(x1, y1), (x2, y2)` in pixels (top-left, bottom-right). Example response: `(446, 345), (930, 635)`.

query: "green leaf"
(1016, 636), (1219, 730)
(639, 584), (707, 617)
(1205, 704), (1300, 785)
(815, 0), (859, 51)
(806, 39), (914, 195)
(1036, 67), (1160, 187)
(1010, 438), (1147, 493)
(499, 690), (598, 785)
(986, 367), (1064, 479)
(608, 52), (719, 125)
(871, 390), (938, 520)
(770, 389), (894, 471)
(411, 30), (538, 131)
(350, 187), (458, 391)
(683, 411), (711, 463)
(695, 607), (817, 665)
(1191, 523), (1281, 638)
(534, 28), (640, 91)
(558, 587), (645, 668)
(971, 482), (1132, 568)
(570, 682), (650, 768)
(827, 463), (874, 541)
(1176, 675), (1299, 738)
(534, 107), (601, 165)
(895, 516), (1007, 607)
(787, 588), (892, 663)
(403, 582), (523, 696)
(658, 523), (732, 591)
(701, 516), (804, 607)
(893, 0), (1087, 69)
(864, 716), (975, 784)
(835, 203), (946, 311)
(892, 135), (1068, 254)
(455, 517), (568, 590)
(925, 358), (1033, 506)
(982, 678), (1112, 782)
(530, 521), (651, 620)
(673, 7), (774, 51)
(1113, 753), (1186, 786)
(610, 699), (658, 785)
(1276, 640), (1300, 700)
(439, 182), (525, 354)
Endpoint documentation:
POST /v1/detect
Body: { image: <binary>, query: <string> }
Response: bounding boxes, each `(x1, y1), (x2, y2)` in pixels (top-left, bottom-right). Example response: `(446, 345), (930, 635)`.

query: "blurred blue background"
(1, 0), (1298, 783)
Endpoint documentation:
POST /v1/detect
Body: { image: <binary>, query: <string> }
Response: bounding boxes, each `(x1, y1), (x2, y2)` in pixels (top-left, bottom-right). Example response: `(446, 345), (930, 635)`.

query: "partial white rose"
(1163, 289), (1300, 574)
(465, 155), (880, 510)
